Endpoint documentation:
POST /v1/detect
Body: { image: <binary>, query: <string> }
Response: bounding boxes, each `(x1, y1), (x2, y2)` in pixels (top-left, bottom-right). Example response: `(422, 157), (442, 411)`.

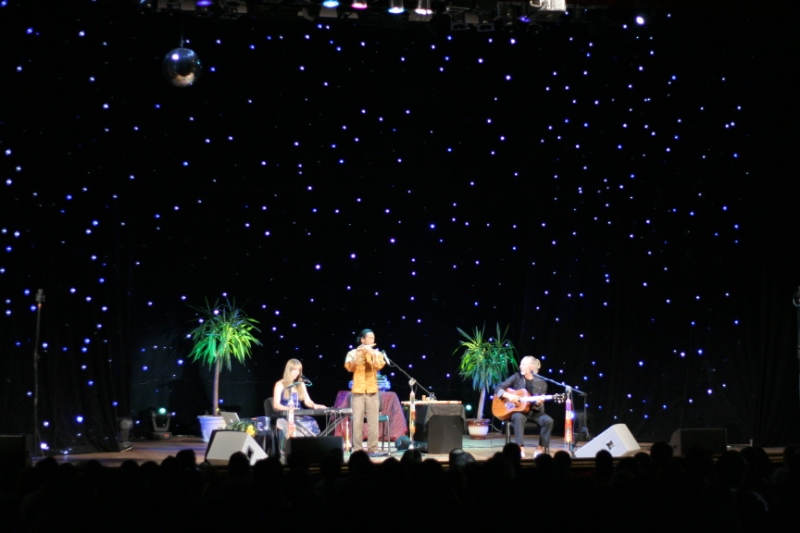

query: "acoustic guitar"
(492, 389), (565, 421)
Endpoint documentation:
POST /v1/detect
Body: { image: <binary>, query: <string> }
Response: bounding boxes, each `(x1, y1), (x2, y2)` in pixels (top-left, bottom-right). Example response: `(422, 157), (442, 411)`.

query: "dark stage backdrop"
(1, 1), (798, 455)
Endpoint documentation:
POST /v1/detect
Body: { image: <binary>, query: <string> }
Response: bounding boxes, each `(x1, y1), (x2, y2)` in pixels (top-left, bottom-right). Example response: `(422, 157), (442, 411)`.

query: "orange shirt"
(345, 346), (386, 394)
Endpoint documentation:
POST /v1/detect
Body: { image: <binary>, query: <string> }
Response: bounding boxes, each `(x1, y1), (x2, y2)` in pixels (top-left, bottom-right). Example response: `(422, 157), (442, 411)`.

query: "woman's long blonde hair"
(281, 358), (307, 401)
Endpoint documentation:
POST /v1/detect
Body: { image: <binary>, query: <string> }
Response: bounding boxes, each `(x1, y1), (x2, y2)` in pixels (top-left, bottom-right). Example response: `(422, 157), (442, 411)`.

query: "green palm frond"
(454, 323), (518, 391)
(453, 323), (519, 419)
(187, 298), (262, 371)
(188, 297), (263, 414)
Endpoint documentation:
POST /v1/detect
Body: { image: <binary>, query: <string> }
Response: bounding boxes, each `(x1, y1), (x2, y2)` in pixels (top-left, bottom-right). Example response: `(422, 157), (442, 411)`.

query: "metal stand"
(534, 373), (589, 455)
(33, 289), (45, 456)
(408, 387), (416, 450)
(793, 286), (800, 405)
(564, 387), (574, 453)
(383, 353), (435, 451)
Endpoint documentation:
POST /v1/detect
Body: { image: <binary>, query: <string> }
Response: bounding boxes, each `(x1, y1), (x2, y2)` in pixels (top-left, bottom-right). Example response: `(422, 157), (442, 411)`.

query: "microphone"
(380, 350), (391, 365)
(301, 375), (313, 386)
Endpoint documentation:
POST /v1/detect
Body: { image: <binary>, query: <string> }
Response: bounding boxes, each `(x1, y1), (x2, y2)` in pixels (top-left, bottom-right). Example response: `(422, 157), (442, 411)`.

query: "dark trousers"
(511, 410), (554, 449)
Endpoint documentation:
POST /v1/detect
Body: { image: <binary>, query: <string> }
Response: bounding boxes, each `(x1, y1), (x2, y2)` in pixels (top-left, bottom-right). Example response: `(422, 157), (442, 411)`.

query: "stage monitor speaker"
(574, 423), (640, 458)
(205, 430), (268, 465)
(426, 415), (464, 454)
(285, 436), (343, 464)
(0, 434), (32, 470)
(669, 428), (727, 456)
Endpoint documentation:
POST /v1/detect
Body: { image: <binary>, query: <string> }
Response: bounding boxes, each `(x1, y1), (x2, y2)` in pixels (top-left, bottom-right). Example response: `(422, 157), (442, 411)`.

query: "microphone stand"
(281, 381), (315, 437)
(33, 289), (45, 457)
(383, 354), (436, 451)
(384, 354), (437, 400)
(793, 286), (800, 406)
(533, 373), (591, 452)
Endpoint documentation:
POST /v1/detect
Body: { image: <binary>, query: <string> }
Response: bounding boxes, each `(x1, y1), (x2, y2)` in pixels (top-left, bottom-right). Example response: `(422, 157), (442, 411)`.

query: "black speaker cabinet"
(669, 428), (727, 456)
(205, 430), (268, 465)
(0, 434), (32, 470)
(425, 415), (464, 454)
(574, 424), (640, 458)
(285, 436), (343, 464)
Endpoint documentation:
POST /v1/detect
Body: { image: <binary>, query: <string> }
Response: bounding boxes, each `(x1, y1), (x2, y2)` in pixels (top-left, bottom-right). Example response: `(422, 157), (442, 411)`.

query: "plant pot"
(198, 415), (226, 443)
(466, 418), (491, 440)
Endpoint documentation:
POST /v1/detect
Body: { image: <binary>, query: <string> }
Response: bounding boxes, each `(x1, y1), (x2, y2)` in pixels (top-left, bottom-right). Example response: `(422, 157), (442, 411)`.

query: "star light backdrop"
(1, 1), (798, 454)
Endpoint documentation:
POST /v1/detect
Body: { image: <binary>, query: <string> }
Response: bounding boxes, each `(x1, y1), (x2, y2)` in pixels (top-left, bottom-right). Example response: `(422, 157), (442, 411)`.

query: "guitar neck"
(521, 394), (554, 402)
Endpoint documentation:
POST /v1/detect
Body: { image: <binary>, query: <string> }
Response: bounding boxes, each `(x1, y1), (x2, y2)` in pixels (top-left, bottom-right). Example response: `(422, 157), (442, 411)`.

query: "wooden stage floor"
(41, 433), (785, 469)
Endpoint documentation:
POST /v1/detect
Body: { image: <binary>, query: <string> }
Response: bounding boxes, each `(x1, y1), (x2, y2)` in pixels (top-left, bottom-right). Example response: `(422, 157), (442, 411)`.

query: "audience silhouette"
(1, 441), (797, 532)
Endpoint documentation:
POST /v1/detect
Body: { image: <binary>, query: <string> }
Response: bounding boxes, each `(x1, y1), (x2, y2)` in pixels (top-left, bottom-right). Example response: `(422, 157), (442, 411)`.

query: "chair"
(264, 397), (281, 420)
(263, 397), (283, 456)
(503, 417), (540, 446)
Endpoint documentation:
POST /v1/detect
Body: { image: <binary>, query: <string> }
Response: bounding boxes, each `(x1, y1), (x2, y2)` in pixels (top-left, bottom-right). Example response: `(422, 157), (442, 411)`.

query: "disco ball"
(162, 47), (201, 88)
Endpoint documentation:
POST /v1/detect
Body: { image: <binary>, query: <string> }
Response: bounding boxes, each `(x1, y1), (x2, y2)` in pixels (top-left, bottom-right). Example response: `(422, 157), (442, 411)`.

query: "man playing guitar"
(494, 356), (554, 458)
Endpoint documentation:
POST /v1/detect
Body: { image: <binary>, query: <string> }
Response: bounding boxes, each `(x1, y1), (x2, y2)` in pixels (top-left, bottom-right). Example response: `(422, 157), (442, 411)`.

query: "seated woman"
(273, 358), (326, 437)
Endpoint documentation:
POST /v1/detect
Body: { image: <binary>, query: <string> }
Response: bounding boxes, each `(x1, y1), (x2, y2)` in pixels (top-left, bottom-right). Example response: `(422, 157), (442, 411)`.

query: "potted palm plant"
(187, 298), (262, 441)
(453, 323), (519, 438)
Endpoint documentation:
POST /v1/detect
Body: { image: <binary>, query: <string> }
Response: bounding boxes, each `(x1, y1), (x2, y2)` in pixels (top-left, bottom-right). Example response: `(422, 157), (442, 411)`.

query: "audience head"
(449, 448), (476, 470)
(649, 440), (674, 468)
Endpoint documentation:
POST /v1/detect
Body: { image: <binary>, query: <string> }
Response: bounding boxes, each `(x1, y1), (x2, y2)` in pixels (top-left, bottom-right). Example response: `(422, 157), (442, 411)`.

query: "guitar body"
(492, 388), (535, 421)
(492, 389), (565, 421)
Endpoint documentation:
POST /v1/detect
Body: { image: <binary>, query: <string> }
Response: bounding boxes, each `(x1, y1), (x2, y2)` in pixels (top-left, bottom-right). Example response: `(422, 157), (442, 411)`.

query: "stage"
(40, 433), (785, 469)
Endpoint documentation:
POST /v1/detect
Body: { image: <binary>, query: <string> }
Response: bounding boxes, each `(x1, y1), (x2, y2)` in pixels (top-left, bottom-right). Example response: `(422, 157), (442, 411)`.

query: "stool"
(378, 413), (390, 451)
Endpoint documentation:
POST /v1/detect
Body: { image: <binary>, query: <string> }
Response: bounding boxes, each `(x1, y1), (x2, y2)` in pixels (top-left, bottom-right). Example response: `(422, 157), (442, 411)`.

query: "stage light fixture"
(415, 0), (432, 15)
(156, 0), (194, 11)
(351, 0), (368, 9)
(193, 0), (218, 16)
(529, 0), (565, 22)
(358, 5), (411, 28)
(322, 0), (339, 6)
(496, 1), (537, 28)
(150, 407), (173, 440)
(297, 2), (321, 20)
(446, 7), (479, 28)
(388, 0), (404, 14)
(132, 0), (156, 11)
(529, 0), (564, 9)
(220, 0), (248, 18)
(251, 0), (317, 21)
(118, 417), (133, 451)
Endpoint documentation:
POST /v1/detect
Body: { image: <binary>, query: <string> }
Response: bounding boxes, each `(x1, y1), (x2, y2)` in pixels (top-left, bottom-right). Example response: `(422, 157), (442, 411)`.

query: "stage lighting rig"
(496, 1), (529, 28)
(529, 0), (566, 22)
(155, 0), (193, 11)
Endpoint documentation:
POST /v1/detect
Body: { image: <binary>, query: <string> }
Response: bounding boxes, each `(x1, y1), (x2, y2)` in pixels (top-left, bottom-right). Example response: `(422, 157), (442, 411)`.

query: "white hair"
(521, 356), (541, 372)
